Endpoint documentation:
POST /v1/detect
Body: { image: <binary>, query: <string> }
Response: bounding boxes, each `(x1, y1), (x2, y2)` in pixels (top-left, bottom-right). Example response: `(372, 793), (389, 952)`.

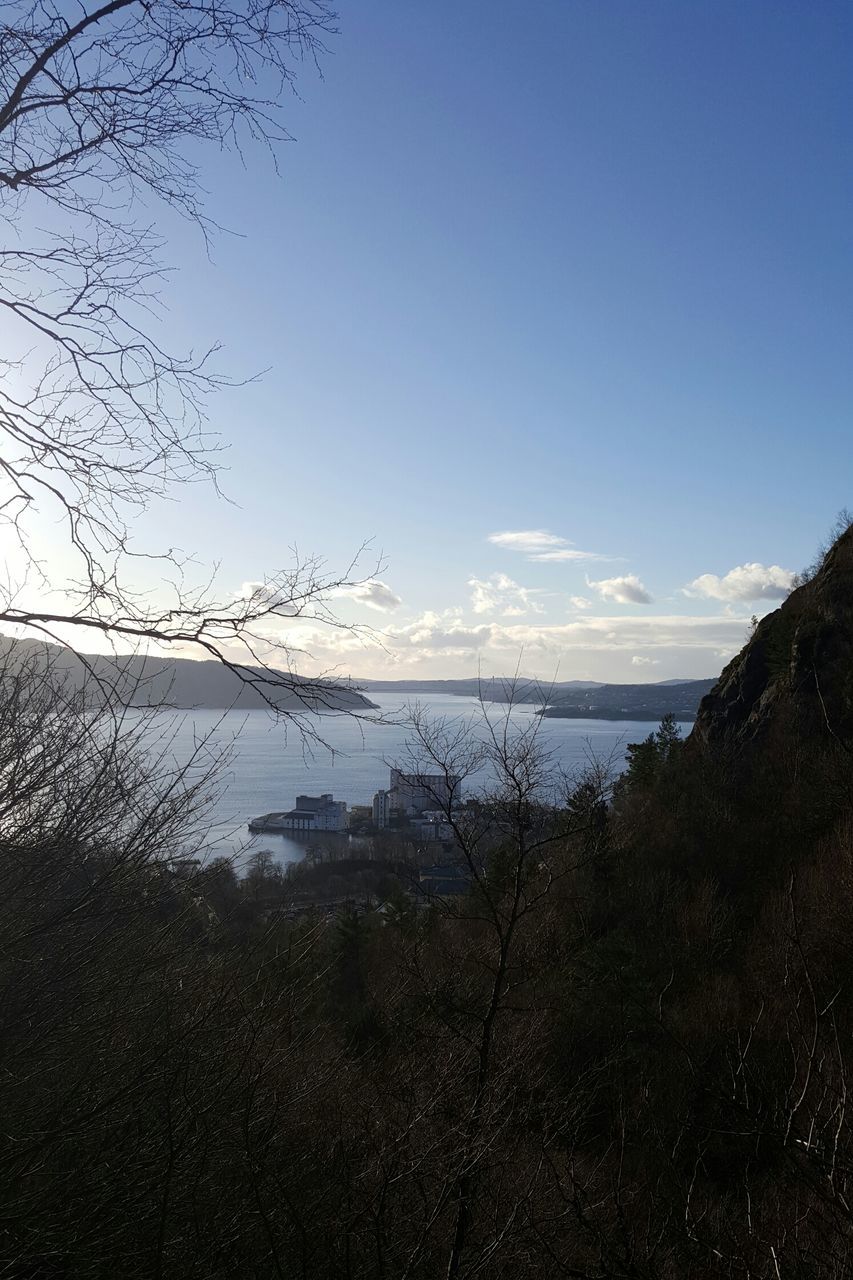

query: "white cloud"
(269, 611), (753, 679)
(632, 655), (660, 667)
(685, 563), (794, 603)
(236, 578), (403, 617)
(488, 529), (565, 552)
(488, 529), (606, 562)
(236, 580), (276, 602)
(289, 612), (749, 655)
(531, 549), (603, 562)
(382, 613), (749, 658)
(337, 579), (402, 612)
(588, 574), (653, 605)
(569, 595), (593, 610)
(234, 581), (299, 614)
(468, 573), (544, 617)
(390, 610), (495, 653)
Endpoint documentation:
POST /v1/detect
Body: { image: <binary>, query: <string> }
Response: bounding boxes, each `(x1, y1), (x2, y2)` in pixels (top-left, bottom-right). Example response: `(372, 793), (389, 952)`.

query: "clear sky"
(29, 2), (853, 681)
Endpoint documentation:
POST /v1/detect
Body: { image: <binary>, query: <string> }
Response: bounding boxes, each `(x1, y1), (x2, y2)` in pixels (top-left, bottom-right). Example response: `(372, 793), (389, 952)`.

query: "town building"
(372, 789), (391, 829)
(295, 794), (348, 831)
(389, 768), (462, 817)
(407, 812), (455, 843)
(248, 793), (347, 834)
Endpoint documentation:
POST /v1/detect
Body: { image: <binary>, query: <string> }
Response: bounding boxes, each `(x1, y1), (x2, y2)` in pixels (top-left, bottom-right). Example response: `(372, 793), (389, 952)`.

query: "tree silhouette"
(0, 0), (375, 707)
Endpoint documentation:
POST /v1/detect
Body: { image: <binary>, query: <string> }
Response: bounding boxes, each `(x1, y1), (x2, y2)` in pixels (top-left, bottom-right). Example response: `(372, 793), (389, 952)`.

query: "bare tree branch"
(0, 0), (373, 710)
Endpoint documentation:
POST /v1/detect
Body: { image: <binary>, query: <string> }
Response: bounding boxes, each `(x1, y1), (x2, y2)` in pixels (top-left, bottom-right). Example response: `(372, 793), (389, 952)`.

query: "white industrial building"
(294, 794), (347, 831)
(248, 793), (347, 834)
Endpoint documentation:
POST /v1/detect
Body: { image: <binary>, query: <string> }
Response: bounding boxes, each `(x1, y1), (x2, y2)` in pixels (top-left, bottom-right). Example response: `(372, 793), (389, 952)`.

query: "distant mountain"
(0, 637), (377, 713)
(360, 677), (602, 703)
(539, 679), (716, 721)
(358, 675), (717, 718)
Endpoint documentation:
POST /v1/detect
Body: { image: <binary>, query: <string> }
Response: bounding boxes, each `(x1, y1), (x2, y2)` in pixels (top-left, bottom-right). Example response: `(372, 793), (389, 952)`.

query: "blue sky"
(27, 1), (853, 681)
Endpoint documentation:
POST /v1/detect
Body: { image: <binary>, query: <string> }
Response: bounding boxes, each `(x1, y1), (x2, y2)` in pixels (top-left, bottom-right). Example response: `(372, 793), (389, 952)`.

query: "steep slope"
(691, 523), (853, 751)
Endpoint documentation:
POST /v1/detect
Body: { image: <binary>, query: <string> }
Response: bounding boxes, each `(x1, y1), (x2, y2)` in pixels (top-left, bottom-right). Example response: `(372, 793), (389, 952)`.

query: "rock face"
(691, 524), (853, 753)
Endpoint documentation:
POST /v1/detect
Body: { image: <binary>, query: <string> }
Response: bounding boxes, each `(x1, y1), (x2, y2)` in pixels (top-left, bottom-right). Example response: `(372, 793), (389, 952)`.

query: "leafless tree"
(0, 0), (377, 706)
(0, 644), (349, 1275)
(379, 686), (616, 1277)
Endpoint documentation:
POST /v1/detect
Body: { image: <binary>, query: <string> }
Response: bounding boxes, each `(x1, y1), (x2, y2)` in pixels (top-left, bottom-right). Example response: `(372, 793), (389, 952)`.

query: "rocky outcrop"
(690, 524), (853, 753)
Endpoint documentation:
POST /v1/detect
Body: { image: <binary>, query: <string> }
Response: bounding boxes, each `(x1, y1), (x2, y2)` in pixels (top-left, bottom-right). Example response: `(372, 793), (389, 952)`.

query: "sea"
(146, 690), (691, 868)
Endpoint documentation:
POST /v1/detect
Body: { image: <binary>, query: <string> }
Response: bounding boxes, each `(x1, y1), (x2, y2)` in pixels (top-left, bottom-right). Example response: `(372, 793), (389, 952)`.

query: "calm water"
(148, 691), (689, 867)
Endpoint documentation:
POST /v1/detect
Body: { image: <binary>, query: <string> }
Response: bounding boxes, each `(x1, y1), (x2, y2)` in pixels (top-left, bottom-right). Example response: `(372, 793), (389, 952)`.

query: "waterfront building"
(295, 794), (348, 831)
(248, 793), (347, 834)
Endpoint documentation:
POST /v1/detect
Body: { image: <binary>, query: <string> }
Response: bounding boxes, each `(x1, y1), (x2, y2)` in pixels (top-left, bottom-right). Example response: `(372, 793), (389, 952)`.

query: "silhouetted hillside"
(362, 676), (716, 717)
(540, 678), (715, 720)
(361, 677), (601, 702)
(692, 520), (853, 750)
(0, 636), (377, 712)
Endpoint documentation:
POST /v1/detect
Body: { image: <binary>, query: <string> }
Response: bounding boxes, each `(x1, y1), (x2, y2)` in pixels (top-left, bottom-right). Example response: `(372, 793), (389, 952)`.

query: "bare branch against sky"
(0, 0), (378, 707)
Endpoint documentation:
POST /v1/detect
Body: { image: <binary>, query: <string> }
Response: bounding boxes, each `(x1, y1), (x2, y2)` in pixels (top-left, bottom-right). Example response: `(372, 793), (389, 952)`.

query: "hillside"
(361, 677), (601, 702)
(691, 521), (853, 750)
(540, 677), (715, 720)
(4, 527), (853, 1279)
(0, 637), (378, 713)
(362, 676), (716, 717)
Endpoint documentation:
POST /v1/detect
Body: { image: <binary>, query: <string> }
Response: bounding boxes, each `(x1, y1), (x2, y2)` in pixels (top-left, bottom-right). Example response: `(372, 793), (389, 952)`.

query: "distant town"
(244, 769), (472, 916)
(248, 768), (461, 844)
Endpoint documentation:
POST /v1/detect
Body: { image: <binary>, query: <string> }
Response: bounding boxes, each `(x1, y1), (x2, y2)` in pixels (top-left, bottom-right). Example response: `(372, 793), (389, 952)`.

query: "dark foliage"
(2, 615), (853, 1277)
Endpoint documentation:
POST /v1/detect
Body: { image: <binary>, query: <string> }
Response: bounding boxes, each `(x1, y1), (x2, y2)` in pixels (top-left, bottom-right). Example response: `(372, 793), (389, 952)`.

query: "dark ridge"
(0, 636), (377, 713)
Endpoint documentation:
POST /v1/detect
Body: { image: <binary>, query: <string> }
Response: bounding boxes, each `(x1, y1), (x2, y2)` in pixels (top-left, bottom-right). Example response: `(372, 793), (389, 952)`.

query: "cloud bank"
(685, 563), (794, 602)
(276, 612), (751, 670)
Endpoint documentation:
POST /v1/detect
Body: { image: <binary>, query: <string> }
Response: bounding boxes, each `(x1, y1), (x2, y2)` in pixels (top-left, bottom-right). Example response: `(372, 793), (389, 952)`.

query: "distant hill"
(361, 676), (715, 718)
(360, 677), (602, 703)
(539, 679), (716, 721)
(0, 637), (377, 713)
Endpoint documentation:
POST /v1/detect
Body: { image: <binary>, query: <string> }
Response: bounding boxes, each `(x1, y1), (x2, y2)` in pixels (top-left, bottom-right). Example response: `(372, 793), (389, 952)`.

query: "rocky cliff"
(691, 523), (853, 753)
